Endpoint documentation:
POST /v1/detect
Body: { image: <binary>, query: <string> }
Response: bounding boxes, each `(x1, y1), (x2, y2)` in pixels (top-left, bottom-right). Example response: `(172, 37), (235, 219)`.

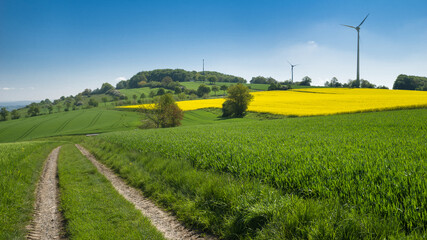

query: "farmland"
(121, 88), (427, 116)
(82, 108), (427, 238)
(0, 108), (140, 143)
(0, 141), (60, 239)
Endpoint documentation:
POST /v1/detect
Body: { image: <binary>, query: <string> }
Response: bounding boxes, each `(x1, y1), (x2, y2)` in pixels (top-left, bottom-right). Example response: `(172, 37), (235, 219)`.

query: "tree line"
(116, 69), (246, 89)
(393, 74), (427, 91)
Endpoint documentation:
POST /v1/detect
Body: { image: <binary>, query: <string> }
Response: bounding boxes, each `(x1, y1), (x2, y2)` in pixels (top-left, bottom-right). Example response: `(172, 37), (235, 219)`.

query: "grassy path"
(58, 144), (165, 240)
(75, 144), (214, 240)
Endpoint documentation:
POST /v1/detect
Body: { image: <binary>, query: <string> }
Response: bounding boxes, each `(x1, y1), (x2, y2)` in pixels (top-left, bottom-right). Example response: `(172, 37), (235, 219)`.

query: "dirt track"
(27, 146), (64, 240)
(75, 144), (215, 240)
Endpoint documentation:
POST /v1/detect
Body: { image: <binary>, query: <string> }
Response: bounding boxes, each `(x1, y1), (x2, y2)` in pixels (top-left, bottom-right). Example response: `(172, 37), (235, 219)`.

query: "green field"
(58, 144), (165, 239)
(0, 108), (140, 143)
(0, 141), (60, 239)
(81, 109), (427, 239)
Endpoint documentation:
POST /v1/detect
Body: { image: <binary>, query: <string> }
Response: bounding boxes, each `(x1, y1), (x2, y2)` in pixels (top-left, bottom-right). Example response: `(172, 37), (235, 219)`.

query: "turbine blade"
(287, 60), (292, 66)
(358, 14), (369, 27)
(341, 24), (356, 29)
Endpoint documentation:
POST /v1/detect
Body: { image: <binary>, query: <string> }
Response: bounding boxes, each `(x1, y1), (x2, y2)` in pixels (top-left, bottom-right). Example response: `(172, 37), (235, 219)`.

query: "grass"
(81, 109), (427, 238)
(57, 144), (165, 240)
(0, 141), (60, 239)
(0, 108), (140, 143)
(181, 109), (285, 126)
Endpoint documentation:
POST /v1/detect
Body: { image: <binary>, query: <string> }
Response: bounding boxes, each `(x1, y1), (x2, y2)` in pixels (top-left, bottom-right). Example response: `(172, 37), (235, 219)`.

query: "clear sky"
(1, 0), (426, 102)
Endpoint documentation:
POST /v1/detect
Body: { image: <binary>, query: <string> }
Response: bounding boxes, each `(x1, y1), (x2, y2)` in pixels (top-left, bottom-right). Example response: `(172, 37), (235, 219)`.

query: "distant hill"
(116, 69), (246, 89)
(0, 101), (33, 111)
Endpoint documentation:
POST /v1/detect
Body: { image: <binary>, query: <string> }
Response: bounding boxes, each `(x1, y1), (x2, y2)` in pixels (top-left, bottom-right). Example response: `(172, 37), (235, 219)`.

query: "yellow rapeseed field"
(121, 88), (427, 116)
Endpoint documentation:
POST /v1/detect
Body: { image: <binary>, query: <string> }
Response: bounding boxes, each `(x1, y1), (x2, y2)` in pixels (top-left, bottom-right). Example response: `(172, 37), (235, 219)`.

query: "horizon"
(1, 0), (426, 102)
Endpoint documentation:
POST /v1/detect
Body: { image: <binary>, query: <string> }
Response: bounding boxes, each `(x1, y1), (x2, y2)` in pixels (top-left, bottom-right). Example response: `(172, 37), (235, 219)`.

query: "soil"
(75, 144), (216, 240)
(26, 146), (64, 240)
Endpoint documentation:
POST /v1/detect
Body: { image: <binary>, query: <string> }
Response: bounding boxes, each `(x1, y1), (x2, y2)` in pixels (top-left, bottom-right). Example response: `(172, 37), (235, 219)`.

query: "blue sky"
(1, 0), (426, 101)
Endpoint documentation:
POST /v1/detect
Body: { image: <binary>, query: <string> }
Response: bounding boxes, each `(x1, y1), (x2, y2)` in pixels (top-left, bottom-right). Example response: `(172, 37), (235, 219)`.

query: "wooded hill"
(116, 69), (246, 89)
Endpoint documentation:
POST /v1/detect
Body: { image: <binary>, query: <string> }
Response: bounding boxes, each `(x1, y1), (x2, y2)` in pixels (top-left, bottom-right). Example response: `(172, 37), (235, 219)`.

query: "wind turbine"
(288, 61), (298, 84)
(342, 14), (369, 87)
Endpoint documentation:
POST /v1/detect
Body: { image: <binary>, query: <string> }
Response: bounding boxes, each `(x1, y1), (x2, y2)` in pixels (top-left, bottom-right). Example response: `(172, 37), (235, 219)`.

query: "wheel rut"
(75, 144), (216, 240)
(26, 146), (65, 240)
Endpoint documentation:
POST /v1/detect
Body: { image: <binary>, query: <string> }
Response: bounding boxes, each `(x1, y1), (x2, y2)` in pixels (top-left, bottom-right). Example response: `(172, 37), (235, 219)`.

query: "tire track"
(17, 121), (44, 141)
(86, 111), (103, 129)
(55, 111), (85, 133)
(75, 144), (215, 240)
(111, 114), (125, 128)
(26, 146), (64, 240)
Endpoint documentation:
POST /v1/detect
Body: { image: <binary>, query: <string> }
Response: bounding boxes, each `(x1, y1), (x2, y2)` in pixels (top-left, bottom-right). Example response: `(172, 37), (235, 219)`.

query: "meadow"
(82, 108), (427, 238)
(0, 108), (140, 143)
(0, 141), (60, 239)
(122, 88), (427, 116)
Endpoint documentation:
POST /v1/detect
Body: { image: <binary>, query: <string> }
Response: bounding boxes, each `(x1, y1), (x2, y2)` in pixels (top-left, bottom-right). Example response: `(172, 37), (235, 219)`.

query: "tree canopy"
(139, 94), (183, 128)
(222, 83), (253, 118)
(119, 69), (246, 89)
(250, 76), (277, 84)
(393, 74), (427, 91)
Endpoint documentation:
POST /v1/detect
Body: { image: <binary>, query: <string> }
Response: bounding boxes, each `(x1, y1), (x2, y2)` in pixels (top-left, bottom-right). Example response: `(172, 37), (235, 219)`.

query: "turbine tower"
(288, 61), (298, 84)
(342, 14), (369, 87)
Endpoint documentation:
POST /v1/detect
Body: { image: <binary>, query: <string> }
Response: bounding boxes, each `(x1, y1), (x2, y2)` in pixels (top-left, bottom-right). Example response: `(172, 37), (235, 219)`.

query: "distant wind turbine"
(342, 14), (369, 87)
(288, 61), (298, 83)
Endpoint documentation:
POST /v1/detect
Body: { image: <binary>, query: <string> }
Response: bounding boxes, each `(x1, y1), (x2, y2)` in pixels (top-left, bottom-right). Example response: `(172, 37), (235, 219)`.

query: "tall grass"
(82, 109), (427, 238)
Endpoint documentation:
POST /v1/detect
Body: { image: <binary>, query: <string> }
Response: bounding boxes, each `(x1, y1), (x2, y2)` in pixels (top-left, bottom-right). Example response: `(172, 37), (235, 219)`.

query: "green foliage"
(156, 88), (165, 96)
(57, 144), (165, 240)
(360, 79), (376, 88)
(250, 76), (277, 84)
(121, 69), (246, 90)
(0, 142), (60, 239)
(196, 84), (211, 97)
(222, 83), (253, 117)
(299, 76), (312, 86)
(208, 75), (218, 85)
(324, 77), (342, 87)
(0, 107), (8, 121)
(211, 85), (219, 95)
(93, 109), (427, 236)
(139, 94), (183, 128)
(27, 103), (40, 117)
(393, 74), (427, 90)
(267, 82), (291, 91)
(11, 109), (20, 120)
(88, 98), (98, 107)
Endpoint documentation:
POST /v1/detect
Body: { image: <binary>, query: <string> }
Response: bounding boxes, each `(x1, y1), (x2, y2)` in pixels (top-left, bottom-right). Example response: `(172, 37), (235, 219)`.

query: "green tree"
(100, 83), (114, 93)
(47, 105), (53, 114)
(197, 84), (211, 97)
(102, 97), (108, 106)
(220, 85), (228, 95)
(208, 76), (218, 85)
(222, 83), (253, 118)
(157, 88), (166, 96)
(0, 107), (9, 121)
(360, 79), (376, 88)
(299, 76), (312, 86)
(212, 85), (219, 96)
(174, 86), (182, 94)
(27, 103), (40, 116)
(140, 93), (146, 99)
(139, 93), (183, 128)
(149, 90), (156, 98)
(11, 109), (20, 119)
(88, 99), (98, 107)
